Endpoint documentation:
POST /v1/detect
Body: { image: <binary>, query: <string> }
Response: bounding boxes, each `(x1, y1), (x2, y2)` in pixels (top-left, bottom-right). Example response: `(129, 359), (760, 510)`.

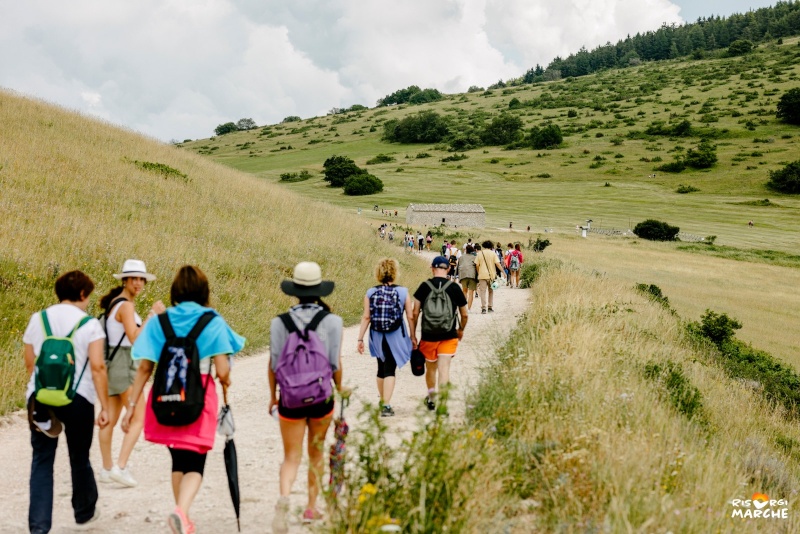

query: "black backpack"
(99, 297), (128, 363)
(151, 311), (216, 426)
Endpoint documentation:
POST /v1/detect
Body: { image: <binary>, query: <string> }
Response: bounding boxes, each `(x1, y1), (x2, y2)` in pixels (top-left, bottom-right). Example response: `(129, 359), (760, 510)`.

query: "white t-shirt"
(23, 303), (106, 404)
(105, 300), (142, 348)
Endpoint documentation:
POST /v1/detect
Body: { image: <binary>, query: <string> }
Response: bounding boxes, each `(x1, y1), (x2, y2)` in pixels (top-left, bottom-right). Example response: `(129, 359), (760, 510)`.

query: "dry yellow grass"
(0, 90), (430, 413)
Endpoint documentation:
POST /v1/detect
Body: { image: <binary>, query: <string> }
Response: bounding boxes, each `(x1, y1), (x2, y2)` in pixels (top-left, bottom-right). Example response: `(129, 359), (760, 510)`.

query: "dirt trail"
(0, 274), (530, 533)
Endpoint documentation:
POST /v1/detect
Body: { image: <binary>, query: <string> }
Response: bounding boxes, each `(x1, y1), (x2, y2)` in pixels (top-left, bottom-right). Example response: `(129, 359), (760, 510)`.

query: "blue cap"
(431, 256), (450, 269)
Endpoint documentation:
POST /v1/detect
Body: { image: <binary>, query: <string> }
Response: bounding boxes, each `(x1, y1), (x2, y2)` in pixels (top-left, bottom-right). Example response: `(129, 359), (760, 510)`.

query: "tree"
(767, 160), (800, 194)
(684, 140), (717, 169)
(633, 219), (680, 241)
(408, 88), (443, 105)
(776, 88), (800, 125)
(236, 118), (257, 130)
(214, 122), (238, 136)
(343, 173), (384, 195)
(323, 155), (362, 187)
(728, 39), (754, 56)
(282, 115), (301, 123)
(528, 124), (563, 149)
(481, 114), (523, 145)
(382, 111), (450, 144)
(378, 85), (421, 106)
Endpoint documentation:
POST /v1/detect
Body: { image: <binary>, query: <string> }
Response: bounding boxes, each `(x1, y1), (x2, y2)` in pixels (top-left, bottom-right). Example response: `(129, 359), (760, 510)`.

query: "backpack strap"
(68, 316), (93, 337)
(158, 312), (177, 342)
(305, 310), (330, 334)
(68, 316), (93, 397)
(39, 311), (53, 337)
(278, 313), (299, 335)
(186, 311), (217, 342)
(104, 297), (129, 363)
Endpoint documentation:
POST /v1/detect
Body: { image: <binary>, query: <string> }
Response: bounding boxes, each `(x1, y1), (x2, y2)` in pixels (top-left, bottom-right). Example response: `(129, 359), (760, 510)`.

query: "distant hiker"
(122, 265), (245, 534)
(475, 241), (505, 314)
(445, 241), (460, 281)
(269, 262), (348, 531)
(441, 241), (448, 256)
(98, 260), (165, 489)
(388, 229), (394, 241)
(411, 257), (469, 411)
(462, 238), (473, 253)
(24, 270), (110, 533)
(407, 235), (415, 254)
(417, 232), (424, 252)
(509, 222), (513, 230)
(458, 245), (478, 310)
(527, 225), (531, 232)
(506, 244), (524, 289)
(357, 258), (413, 417)
(426, 231), (433, 250)
(748, 220), (754, 227)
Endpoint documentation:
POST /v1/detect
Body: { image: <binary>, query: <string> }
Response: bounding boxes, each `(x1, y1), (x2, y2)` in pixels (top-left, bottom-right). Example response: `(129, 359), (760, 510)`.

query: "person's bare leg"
(437, 354), (453, 388)
(376, 377), (384, 401)
(171, 472), (182, 503)
(176, 472), (203, 516)
(425, 360), (438, 392)
(279, 418), (307, 496)
(117, 390), (144, 469)
(99, 396), (122, 470)
(383, 376), (396, 404)
(306, 416), (332, 511)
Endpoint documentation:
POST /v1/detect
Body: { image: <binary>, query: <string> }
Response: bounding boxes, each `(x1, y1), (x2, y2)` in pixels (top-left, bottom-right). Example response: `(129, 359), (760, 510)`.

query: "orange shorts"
(418, 339), (459, 363)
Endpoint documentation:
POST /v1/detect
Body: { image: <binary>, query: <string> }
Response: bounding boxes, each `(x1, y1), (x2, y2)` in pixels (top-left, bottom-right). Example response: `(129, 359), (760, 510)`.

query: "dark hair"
(507, 243), (513, 248)
(474, 243), (481, 250)
(55, 270), (95, 302)
(99, 286), (125, 311)
(297, 296), (331, 311)
(515, 243), (521, 251)
(170, 265), (210, 306)
(466, 245), (474, 253)
(482, 240), (494, 249)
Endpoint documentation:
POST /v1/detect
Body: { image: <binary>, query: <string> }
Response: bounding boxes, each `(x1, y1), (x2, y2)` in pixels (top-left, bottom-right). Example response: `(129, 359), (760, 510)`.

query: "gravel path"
(0, 280), (530, 533)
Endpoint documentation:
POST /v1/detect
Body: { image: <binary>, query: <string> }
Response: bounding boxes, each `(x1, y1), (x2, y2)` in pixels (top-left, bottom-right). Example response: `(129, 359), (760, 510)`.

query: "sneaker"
(272, 496), (290, 534)
(98, 468), (113, 484)
(302, 508), (323, 524)
(168, 507), (190, 534)
(488, 307), (494, 312)
(426, 397), (436, 411)
(75, 508), (100, 530)
(109, 465), (137, 487)
(381, 405), (395, 417)
(481, 309), (487, 314)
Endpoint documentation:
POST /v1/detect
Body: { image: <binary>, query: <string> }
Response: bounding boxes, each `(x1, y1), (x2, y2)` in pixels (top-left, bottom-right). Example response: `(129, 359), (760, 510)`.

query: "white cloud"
(0, 0), (685, 141)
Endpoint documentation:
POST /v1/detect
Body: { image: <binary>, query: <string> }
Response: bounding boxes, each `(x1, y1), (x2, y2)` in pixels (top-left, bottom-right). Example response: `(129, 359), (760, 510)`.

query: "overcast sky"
(0, 0), (777, 142)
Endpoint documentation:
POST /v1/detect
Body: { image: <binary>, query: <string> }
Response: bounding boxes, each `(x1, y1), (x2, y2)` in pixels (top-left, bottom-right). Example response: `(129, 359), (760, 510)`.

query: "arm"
(121, 360), (155, 432)
(268, 366), (278, 414)
(357, 295), (370, 354)
(333, 330), (350, 397)
(24, 344), (35, 377)
(88, 338), (110, 428)
(214, 354), (231, 388)
(456, 306), (469, 340)
(410, 299), (421, 349)
(117, 300), (166, 344)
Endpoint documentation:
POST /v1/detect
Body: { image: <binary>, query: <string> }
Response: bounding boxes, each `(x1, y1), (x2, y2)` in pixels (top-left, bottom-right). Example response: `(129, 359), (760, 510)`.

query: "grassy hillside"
(0, 91), (430, 414)
(328, 259), (800, 532)
(185, 38), (800, 252)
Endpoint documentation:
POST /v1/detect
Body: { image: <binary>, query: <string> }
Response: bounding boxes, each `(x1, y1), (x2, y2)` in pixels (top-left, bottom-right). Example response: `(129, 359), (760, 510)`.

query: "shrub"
(236, 118), (257, 130)
(481, 113), (523, 145)
(282, 115), (302, 123)
(214, 122), (238, 136)
(409, 88), (444, 105)
(323, 155), (362, 187)
(279, 170), (312, 182)
(467, 85), (484, 93)
(567, 109), (578, 118)
(643, 361), (706, 424)
(633, 219), (680, 241)
(382, 111), (450, 143)
(441, 153), (468, 162)
(767, 160), (800, 194)
(776, 88), (800, 125)
(728, 39), (754, 56)
(655, 159), (686, 173)
(697, 310), (742, 346)
(676, 184), (700, 194)
(527, 124), (563, 149)
(684, 140), (717, 169)
(343, 173), (384, 195)
(366, 154), (395, 165)
(131, 160), (188, 182)
(635, 283), (670, 308)
(530, 237), (551, 252)
(415, 152), (431, 159)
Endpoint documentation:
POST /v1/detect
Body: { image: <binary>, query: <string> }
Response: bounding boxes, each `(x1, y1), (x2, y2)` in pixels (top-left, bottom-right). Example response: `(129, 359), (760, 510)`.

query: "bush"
(441, 153), (468, 162)
(214, 122), (238, 136)
(728, 39), (754, 56)
(343, 172), (384, 196)
(527, 124), (563, 149)
(279, 170), (312, 182)
(684, 140), (717, 169)
(323, 155), (362, 187)
(633, 219), (680, 241)
(236, 118), (257, 130)
(530, 237), (551, 252)
(481, 113), (523, 145)
(643, 361), (706, 424)
(467, 85), (484, 93)
(635, 283), (670, 308)
(767, 160), (800, 194)
(676, 184), (700, 194)
(697, 310), (742, 346)
(567, 109), (578, 118)
(655, 159), (686, 173)
(776, 88), (800, 125)
(282, 115), (301, 123)
(382, 111), (450, 144)
(366, 154), (395, 165)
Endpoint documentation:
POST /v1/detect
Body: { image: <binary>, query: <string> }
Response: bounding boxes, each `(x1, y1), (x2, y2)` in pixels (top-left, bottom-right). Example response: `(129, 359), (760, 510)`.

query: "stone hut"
(406, 203), (485, 227)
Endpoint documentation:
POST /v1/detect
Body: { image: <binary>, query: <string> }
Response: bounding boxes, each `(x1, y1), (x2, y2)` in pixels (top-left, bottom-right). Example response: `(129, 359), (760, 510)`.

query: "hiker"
(458, 245), (478, 310)
(417, 231), (424, 252)
(503, 243), (513, 284)
(475, 241), (505, 314)
(97, 260), (165, 489)
(506, 244), (524, 288)
(24, 270), (110, 533)
(410, 257), (469, 411)
(425, 231), (433, 251)
(357, 258), (413, 417)
(269, 262), (349, 531)
(122, 265), (245, 534)
(462, 238), (473, 253)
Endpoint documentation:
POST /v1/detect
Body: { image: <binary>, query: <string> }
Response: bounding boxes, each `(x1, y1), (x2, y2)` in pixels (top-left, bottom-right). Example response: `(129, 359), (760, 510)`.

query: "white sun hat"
(113, 259), (157, 282)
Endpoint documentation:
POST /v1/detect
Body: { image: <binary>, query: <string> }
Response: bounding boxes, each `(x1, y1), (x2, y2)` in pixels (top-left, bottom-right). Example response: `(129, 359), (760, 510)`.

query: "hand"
(151, 300), (166, 315)
(268, 397), (278, 415)
(356, 339), (365, 354)
(456, 328), (464, 341)
(121, 408), (133, 433)
(218, 375), (231, 388)
(96, 409), (109, 429)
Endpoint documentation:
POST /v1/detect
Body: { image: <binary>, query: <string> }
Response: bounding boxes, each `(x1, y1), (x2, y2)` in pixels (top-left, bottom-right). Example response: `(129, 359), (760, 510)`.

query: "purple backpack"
(275, 310), (333, 409)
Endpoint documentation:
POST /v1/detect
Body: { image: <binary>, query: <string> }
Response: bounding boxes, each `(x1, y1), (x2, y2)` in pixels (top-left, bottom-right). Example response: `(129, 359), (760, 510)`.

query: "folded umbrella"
(217, 386), (241, 532)
(329, 397), (349, 496)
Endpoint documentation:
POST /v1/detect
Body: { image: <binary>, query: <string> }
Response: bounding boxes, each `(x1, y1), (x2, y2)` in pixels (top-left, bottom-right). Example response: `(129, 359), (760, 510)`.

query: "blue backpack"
(369, 285), (404, 333)
(275, 311), (333, 409)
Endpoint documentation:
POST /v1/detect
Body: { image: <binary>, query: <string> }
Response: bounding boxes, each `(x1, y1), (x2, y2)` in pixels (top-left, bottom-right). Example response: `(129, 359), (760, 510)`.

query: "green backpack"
(421, 280), (457, 335)
(34, 312), (92, 407)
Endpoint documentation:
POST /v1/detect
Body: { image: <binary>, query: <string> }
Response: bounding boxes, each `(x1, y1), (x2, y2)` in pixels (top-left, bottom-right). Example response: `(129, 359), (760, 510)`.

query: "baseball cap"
(431, 256), (450, 269)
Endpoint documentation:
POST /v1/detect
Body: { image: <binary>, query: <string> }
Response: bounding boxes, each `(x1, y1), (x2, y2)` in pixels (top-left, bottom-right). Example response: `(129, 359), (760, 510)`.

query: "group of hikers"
(22, 250), (494, 533)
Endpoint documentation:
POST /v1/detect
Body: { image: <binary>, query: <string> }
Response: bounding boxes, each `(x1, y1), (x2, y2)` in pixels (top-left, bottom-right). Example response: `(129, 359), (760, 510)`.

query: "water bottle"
(271, 405), (279, 421)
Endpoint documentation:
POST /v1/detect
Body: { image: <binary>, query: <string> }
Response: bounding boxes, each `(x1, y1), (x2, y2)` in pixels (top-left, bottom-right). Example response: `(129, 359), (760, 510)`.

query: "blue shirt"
(132, 302), (246, 362)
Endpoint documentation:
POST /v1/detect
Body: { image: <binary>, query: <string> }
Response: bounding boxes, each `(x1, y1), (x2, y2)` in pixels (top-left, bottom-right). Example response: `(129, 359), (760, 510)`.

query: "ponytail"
(99, 286), (125, 312)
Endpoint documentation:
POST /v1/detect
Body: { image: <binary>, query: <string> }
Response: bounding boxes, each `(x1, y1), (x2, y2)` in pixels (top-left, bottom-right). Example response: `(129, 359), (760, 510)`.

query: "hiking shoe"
(75, 508), (100, 530)
(109, 465), (137, 487)
(98, 468), (113, 484)
(381, 405), (395, 417)
(168, 507), (190, 534)
(481, 309), (487, 314)
(488, 307), (494, 312)
(272, 496), (290, 534)
(302, 508), (323, 524)
(426, 397), (436, 411)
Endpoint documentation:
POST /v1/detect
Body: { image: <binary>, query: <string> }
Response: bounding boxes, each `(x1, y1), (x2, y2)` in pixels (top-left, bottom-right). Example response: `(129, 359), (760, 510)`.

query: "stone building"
(405, 203), (485, 227)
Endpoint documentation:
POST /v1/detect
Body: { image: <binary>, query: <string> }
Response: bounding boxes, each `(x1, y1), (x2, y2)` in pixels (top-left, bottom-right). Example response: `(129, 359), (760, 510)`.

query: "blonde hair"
(375, 258), (398, 284)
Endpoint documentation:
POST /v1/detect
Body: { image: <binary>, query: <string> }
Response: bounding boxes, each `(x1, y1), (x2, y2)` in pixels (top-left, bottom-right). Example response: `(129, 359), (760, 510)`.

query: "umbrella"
(217, 386), (241, 532)
(329, 397), (349, 496)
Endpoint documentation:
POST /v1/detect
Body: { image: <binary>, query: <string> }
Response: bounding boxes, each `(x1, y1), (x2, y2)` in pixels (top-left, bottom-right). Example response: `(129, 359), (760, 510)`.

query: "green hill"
(0, 91), (430, 414)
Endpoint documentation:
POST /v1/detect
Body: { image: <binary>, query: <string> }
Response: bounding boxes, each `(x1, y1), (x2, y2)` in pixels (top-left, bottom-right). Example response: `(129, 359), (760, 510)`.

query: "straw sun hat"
(280, 262), (335, 298)
(112, 259), (157, 282)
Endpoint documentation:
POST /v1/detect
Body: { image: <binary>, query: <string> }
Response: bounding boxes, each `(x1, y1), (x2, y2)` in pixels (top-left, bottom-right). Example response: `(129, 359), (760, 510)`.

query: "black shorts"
(169, 448), (207, 476)
(376, 337), (397, 379)
(278, 399), (334, 420)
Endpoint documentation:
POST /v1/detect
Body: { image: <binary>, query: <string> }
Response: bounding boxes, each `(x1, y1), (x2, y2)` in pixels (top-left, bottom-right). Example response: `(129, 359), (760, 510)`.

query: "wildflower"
(468, 429), (484, 440)
(358, 482), (378, 503)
